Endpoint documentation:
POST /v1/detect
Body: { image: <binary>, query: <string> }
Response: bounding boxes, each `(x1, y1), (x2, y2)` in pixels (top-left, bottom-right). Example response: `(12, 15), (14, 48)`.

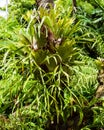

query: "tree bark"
(72, 0), (77, 13)
(36, 0), (54, 8)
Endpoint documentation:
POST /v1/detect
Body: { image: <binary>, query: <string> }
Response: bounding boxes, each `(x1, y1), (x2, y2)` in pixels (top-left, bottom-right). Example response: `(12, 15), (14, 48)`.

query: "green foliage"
(0, 0), (104, 130)
(0, 17), (21, 40)
(8, 0), (35, 23)
(78, 1), (94, 14)
(76, 0), (104, 59)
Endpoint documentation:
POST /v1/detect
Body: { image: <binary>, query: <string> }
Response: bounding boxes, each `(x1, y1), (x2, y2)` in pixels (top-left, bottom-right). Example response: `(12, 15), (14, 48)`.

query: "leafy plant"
(0, 0), (104, 130)
(0, 4), (81, 129)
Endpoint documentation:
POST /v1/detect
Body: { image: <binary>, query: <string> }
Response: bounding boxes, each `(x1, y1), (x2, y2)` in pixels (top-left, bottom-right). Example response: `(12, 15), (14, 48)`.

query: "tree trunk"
(72, 0), (77, 13)
(36, 0), (54, 8)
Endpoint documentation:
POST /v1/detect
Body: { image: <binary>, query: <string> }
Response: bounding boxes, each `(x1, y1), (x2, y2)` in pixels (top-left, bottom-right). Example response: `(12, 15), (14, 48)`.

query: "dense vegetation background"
(0, 0), (104, 129)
